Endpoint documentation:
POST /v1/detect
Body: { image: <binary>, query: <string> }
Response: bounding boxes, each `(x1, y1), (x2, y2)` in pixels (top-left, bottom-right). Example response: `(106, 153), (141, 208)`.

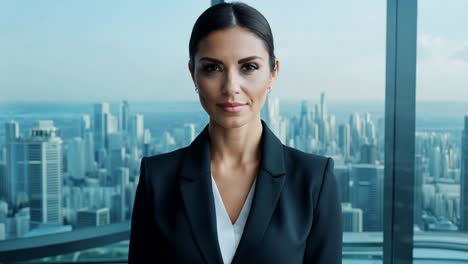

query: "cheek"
(242, 74), (270, 99)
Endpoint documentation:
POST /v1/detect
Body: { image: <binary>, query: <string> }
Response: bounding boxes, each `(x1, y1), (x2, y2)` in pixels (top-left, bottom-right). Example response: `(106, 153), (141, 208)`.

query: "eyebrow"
(199, 56), (263, 64)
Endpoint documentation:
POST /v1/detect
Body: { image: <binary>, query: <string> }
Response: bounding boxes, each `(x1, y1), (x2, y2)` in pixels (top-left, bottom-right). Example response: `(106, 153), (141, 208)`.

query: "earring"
(195, 87), (199, 93)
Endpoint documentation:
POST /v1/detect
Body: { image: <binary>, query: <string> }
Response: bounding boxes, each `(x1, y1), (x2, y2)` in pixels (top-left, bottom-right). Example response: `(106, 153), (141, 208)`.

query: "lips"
(217, 102), (247, 107)
(217, 102), (247, 113)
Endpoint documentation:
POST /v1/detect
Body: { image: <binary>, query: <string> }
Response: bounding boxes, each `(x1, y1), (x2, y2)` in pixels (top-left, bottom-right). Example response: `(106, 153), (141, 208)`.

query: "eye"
(202, 64), (222, 73)
(241, 63), (259, 72)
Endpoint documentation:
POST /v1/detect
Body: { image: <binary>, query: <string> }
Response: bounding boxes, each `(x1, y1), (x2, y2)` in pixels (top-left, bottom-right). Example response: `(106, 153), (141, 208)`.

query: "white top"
(211, 175), (257, 264)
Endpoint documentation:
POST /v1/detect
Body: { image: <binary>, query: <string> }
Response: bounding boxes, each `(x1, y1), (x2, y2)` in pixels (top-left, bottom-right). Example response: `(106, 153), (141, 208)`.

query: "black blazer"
(128, 120), (342, 264)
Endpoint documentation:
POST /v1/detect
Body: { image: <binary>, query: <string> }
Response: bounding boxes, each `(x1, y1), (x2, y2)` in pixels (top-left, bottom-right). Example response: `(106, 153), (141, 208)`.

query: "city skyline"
(0, 93), (466, 242)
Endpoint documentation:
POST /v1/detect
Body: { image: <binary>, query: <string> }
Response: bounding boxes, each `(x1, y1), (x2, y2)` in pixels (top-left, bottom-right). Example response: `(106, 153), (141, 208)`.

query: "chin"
(210, 115), (254, 129)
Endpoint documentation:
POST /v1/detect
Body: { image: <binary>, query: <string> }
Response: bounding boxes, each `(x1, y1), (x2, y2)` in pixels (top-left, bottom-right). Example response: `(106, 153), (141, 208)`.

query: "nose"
(222, 69), (240, 95)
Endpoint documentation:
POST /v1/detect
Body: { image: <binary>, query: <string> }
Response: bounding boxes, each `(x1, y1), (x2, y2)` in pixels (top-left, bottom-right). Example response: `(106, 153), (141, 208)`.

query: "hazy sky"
(1, 0), (467, 102)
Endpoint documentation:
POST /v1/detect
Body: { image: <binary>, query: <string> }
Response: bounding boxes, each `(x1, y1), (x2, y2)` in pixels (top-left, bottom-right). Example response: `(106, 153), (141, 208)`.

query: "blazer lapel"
(231, 120), (286, 264)
(179, 120), (286, 264)
(179, 124), (224, 264)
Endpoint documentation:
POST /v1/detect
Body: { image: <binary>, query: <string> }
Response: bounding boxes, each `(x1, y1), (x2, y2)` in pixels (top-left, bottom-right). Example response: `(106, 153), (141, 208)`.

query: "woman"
(128, 2), (342, 264)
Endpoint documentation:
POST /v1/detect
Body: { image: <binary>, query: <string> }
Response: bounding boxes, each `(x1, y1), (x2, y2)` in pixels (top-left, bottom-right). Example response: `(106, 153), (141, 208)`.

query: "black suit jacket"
(128, 120), (342, 263)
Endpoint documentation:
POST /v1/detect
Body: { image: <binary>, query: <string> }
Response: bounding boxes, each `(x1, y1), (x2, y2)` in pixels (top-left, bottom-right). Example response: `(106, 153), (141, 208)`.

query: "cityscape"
(0, 93), (466, 242)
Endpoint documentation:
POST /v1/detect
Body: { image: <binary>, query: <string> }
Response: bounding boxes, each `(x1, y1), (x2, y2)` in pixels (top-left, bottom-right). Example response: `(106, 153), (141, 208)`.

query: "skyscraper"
(461, 116), (468, 231)
(350, 164), (384, 231)
(67, 137), (85, 180)
(320, 92), (327, 121)
(338, 124), (351, 161)
(79, 115), (91, 138)
(119, 100), (130, 133)
(129, 114), (144, 148)
(93, 103), (110, 154)
(19, 121), (63, 227)
(4, 121), (19, 204)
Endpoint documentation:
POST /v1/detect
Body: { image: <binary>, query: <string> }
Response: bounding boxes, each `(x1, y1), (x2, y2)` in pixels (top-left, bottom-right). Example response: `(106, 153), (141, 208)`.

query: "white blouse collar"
(211, 175), (257, 264)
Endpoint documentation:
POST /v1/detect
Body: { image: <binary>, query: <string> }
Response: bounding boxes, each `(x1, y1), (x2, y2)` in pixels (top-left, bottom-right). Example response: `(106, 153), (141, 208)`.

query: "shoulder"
(140, 147), (187, 185)
(282, 145), (332, 175)
(143, 147), (187, 169)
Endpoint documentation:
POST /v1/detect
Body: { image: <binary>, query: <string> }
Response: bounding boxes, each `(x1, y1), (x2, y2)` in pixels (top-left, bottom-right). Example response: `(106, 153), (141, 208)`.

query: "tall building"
(350, 164), (384, 231)
(349, 113), (362, 156)
(414, 155), (423, 230)
(83, 131), (96, 176)
(334, 165), (350, 203)
(338, 124), (351, 161)
(320, 92), (327, 121)
(0, 163), (7, 202)
(360, 144), (377, 164)
(67, 137), (85, 180)
(430, 146), (441, 181)
(129, 114), (144, 148)
(461, 116), (468, 231)
(27, 121), (63, 227)
(119, 100), (130, 133)
(112, 167), (129, 222)
(93, 103), (110, 154)
(4, 121), (19, 204)
(79, 115), (91, 138)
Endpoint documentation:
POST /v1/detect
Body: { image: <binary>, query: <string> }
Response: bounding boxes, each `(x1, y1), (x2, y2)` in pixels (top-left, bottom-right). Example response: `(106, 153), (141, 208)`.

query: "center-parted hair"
(189, 2), (276, 73)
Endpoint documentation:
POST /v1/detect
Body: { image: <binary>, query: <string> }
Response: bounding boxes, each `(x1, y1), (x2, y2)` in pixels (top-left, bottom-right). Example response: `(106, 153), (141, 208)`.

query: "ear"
(188, 61), (195, 84)
(269, 58), (280, 86)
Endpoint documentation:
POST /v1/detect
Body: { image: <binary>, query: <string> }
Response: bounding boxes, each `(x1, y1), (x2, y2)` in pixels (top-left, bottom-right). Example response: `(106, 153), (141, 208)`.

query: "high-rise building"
(350, 164), (384, 231)
(119, 100), (130, 133)
(129, 114), (144, 148)
(0, 163), (7, 202)
(461, 116), (468, 231)
(349, 113), (362, 156)
(341, 203), (363, 232)
(83, 131), (96, 175)
(320, 92), (327, 121)
(414, 155), (423, 230)
(27, 121), (63, 227)
(334, 165), (350, 203)
(4, 121), (19, 204)
(430, 146), (441, 181)
(67, 137), (85, 180)
(360, 144), (377, 164)
(93, 103), (110, 154)
(338, 124), (351, 161)
(113, 167), (129, 222)
(79, 115), (91, 138)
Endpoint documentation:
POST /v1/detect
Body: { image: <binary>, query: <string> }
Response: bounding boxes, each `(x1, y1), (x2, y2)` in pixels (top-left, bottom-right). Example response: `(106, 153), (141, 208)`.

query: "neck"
(208, 118), (263, 167)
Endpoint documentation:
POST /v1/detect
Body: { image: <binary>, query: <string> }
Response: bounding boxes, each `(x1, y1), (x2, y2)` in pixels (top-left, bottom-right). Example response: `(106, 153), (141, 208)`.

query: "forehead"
(196, 26), (268, 60)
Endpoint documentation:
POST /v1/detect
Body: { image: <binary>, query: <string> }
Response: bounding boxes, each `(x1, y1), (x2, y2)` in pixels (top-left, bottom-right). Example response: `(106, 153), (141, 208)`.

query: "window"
(413, 0), (468, 262)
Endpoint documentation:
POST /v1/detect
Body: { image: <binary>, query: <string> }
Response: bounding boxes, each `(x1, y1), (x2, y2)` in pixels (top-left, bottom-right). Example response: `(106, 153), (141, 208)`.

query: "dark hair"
(189, 2), (276, 73)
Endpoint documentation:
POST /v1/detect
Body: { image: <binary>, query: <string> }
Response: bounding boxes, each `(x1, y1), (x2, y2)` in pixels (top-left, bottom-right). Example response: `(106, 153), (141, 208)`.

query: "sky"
(0, 0), (467, 102)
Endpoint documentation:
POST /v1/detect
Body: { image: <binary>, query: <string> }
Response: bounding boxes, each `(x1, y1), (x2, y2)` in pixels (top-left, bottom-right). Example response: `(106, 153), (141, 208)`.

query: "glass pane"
(0, 0), (208, 262)
(230, 0), (386, 262)
(414, 0), (468, 263)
